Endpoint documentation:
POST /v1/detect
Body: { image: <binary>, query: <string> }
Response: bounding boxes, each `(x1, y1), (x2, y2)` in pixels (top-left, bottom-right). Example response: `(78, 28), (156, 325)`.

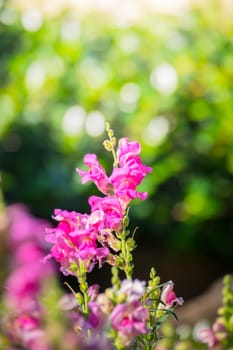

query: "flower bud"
(103, 140), (113, 152)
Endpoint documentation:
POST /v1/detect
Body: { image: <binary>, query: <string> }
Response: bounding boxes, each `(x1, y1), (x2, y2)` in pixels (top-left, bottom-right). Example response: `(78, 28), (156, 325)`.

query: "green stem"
(111, 266), (120, 290)
(120, 231), (133, 280)
(111, 147), (118, 168)
(76, 260), (89, 315)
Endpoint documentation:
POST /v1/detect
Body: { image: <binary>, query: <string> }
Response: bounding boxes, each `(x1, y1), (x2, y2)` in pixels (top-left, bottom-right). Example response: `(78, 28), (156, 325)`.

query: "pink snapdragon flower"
(88, 195), (124, 231)
(109, 278), (148, 346)
(117, 138), (141, 162)
(109, 167), (149, 208)
(76, 154), (112, 195)
(110, 138), (152, 207)
(117, 138), (152, 177)
(76, 138), (152, 209)
(160, 281), (184, 308)
(110, 300), (149, 346)
(45, 209), (110, 274)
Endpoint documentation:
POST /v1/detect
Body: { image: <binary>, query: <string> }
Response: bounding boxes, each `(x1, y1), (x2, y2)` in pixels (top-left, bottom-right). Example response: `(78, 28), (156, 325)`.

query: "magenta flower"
(89, 195), (124, 231)
(45, 209), (110, 274)
(109, 138), (152, 207)
(110, 300), (149, 346)
(117, 138), (152, 175)
(76, 138), (152, 209)
(160, 281), (184, 308)
(117, 138), (141, 162)
(76, 154), (112, 195)
(109, 167), (149, 208)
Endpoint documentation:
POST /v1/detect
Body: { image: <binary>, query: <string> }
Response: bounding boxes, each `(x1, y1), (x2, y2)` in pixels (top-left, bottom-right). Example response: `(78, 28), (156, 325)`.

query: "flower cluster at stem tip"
(45, 123), (152, 278)
(43, 124), (184, 349)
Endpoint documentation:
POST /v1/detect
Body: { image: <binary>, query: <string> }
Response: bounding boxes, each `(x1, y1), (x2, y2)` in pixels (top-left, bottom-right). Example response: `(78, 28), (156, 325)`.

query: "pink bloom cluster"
(63, 279), (149, 348)
(45, 208), (110, 275)
(109, 280), (149, 346)
(77, 138), (152, 208)
(1, 135), (185, 350)
(5, 314), (49, 350)
(46, 138), (152, 275)
(4, 204), (54, 350)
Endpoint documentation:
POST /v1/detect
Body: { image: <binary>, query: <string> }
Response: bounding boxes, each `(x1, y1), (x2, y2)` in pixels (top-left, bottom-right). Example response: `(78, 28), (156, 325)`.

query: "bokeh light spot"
(143, 116), (170, 146)
(62, 106), (86, 136)
(85, 111), (105, 137)
(150, 63), (178, 95)
(25, 62), (45, 91)
(61, 19), (81, 42)
(21, 9), (43, 32)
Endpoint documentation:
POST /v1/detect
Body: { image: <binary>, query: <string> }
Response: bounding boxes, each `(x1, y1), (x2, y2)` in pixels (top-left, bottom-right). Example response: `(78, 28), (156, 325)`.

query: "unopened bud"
(106, 122), (110, 131)
(111, 136), (116, 147)
(103, 140), (113, 152)
(122, 215), (129, 227)
(108, 129), (114, 138)
(75, 293), (83, 305)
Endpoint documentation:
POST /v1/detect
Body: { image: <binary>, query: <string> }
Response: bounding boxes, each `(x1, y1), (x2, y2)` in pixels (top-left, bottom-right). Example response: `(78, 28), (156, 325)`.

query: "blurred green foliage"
(0, 1), (233, 265)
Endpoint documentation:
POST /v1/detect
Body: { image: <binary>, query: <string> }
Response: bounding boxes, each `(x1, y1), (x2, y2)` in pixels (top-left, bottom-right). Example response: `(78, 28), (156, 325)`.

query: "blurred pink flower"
(199, 328), (218, 349)
(87, 284), (100, 301)
(7, 204), (50, 249)
(88, 301), (106, 329)
(14, 241), (47, 265)
(9, 314), (51, 350)
(5, 262), (48, 312)
(110, 300), (148, 346)
(3, 204), (54, 350)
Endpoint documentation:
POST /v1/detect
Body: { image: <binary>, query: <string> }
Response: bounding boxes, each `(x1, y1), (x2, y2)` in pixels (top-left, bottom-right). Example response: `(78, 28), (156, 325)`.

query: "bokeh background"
(0, 0), (233, 301)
